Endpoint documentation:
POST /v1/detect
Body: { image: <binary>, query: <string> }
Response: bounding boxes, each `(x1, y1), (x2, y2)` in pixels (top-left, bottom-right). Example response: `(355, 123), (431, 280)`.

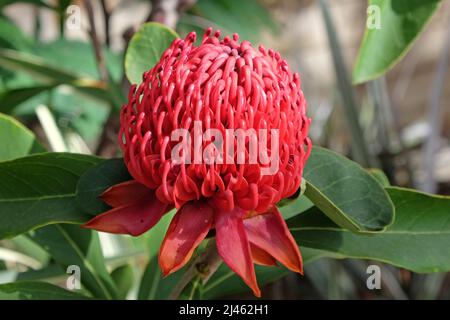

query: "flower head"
(83, 28), (311, 297)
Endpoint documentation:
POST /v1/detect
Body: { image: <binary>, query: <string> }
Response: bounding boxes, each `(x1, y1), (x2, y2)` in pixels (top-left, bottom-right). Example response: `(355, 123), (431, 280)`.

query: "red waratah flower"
(83, 28), (311, 297)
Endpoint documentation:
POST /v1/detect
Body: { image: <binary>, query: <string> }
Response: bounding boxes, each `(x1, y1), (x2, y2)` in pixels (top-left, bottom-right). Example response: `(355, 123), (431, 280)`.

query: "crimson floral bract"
(83, 28), (311, 297)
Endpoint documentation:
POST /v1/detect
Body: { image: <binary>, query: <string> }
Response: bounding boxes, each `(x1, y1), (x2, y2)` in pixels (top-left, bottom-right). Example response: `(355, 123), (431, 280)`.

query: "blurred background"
(1, 0), (450, 299)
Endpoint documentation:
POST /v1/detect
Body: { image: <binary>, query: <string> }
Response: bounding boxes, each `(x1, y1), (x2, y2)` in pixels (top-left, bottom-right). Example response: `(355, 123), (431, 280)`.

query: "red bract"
(83, 28), (311, 297)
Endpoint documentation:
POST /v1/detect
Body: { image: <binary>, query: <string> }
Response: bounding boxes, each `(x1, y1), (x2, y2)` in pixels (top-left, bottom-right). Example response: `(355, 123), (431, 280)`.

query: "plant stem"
(169, 241), (222, 300)
(100, 0), (111, 47)
(84, 0), (119, 157)
(84, 0), (109, 83)
(368, 77), (415, 186)
(422, 17), (450, 193)
(318, 0), (376, 168)
(146, 0), (197, 29)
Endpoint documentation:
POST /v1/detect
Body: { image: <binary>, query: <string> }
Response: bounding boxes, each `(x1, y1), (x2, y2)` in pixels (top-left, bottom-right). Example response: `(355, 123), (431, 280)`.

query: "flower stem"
(169, 240), (222, 300)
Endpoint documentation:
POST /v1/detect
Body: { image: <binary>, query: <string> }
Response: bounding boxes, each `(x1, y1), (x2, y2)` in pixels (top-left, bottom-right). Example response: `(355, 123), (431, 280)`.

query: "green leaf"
(0, 16), (34, 50)
(16, 264), (64, 282)
(202, 247), (329, 299)
(0, 48), (81, 83)
(0, 49), (115, 107)
(204, 185), (450, 297)
(1, 39), (125, 115)
(75, 157), (175, 258)
(277, 179), (314, 220)
(10, 235), (50, 265)
(289, 187), (450, 273)
(135, 212), (177, 300)
(111, 264), (134, 299)
(367, 168), (391, 187)
(75, 158), (176, 298)
(353, 0), (441, 84)
(0, 153), (102, 239)
(141, 209), (175, 258)
(1, 39), (123, 83)
(48, 87), (110, 141)
(7, 85), (111, 142)
(76, 158), (131, 216)
(138, 256), (161, 300)
(0, 85), (56, 114)
(137, 255), (185, 300)
(0, 113), (44, 161)
(0, 281), (89, 300)
(180, 0), (278, 44)
(30, 224), (118, 299)
(304, 147), (394, 232)
(279, 196), (314, 220)
(31, 40), (123, 83)
(125, 22), (178, 84)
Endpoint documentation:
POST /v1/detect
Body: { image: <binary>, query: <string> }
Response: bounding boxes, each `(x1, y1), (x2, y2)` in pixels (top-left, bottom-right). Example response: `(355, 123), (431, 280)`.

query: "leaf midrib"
(0, 193), (75, 202)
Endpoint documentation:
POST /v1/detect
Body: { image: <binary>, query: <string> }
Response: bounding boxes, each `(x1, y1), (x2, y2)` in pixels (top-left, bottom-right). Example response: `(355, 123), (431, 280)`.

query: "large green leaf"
(202, 247), (330, 299)
(0, 281), (89, 300)
(353, 0), (442, 84)
(289, 187), (450, 273)
(0, 153), (101, 239)
(111, 264), (134, 299)
(137, 255), (183, 300)
(0, 16), (34, 50)
(204, 187), (450, 298)
(76, 158), (131, 216)
(0, 113), (44, 161)
(277, 180), (313, 220)
(125, 22), (178, 84)
(0, 124), (116, 297)
(30, 224), (118, 299)
(303, 147), (394, 232)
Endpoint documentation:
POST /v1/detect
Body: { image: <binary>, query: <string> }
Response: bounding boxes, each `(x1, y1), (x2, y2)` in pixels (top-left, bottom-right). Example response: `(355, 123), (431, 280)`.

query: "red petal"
(251, 244), (277, 266)
(82, 192), (168, 236)
(215, 207), (261, 297)
(244, 206), (303, 274)
(159, 202), (214, 276)
(100, 180), (151, 208)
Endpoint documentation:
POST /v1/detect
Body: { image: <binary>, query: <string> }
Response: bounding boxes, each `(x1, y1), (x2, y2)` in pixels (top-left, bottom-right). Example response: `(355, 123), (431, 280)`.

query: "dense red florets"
(119, 28), (311, 214)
